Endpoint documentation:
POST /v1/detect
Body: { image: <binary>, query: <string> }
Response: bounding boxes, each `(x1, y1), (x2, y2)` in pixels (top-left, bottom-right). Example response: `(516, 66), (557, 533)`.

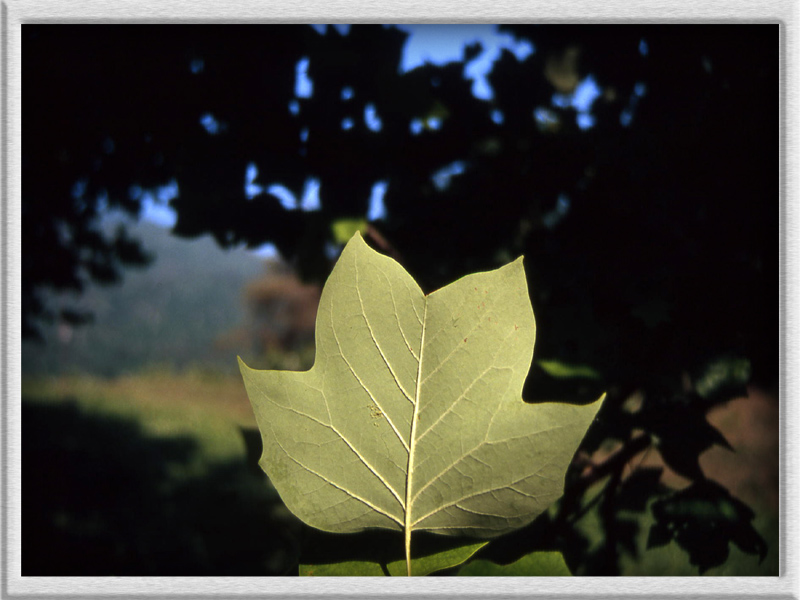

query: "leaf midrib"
(404, 297), (428, 575)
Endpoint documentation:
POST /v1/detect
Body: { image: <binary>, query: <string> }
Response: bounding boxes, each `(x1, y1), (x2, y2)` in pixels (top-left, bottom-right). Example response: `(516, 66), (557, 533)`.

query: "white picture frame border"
(2, 1), (797, 598)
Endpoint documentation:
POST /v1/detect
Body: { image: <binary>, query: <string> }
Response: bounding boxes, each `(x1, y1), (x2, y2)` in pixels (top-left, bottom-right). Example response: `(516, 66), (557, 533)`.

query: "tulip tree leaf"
(239, 232), (604, 575)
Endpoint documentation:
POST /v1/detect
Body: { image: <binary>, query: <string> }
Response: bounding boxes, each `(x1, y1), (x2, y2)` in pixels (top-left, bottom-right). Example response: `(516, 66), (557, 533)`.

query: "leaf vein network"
(380, 269), (420, 361)
(272, 435), (405, 527)
(354, 256), (416, 404)
(270, 399), (405, 508)
(329, 297), (410, 452)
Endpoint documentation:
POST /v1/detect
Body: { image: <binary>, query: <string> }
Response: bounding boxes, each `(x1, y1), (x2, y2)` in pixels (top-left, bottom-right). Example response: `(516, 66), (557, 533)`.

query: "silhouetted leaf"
(648, 480), (767, 573)
(616, 517), (640, 557)
(730, 523), (768, 563)
(464, 41), (483, 62)
(646, 522), (672, 550)
(692, 356), (751, 406)
(616, 467), (664, 512)
(644, 394), (733, 480)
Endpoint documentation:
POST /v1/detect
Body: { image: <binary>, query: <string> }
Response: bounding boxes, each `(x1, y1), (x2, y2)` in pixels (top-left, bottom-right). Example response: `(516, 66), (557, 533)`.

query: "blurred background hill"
(23, 220), (265, 377)
(22, 218), (321, 377)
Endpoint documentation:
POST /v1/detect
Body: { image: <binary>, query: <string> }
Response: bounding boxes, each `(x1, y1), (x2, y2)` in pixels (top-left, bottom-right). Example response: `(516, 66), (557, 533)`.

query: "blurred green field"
(22, 369), (305, 576)
(21, 370), (779, 576)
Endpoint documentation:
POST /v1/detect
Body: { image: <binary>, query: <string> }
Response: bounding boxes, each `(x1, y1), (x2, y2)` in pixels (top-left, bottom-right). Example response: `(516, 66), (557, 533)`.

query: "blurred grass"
(23, 365), (257, 429)
(22, 367), (304, 576)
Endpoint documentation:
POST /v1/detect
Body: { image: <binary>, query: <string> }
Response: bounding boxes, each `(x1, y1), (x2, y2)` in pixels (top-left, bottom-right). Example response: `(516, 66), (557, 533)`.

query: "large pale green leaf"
(239, 232), (604, 575)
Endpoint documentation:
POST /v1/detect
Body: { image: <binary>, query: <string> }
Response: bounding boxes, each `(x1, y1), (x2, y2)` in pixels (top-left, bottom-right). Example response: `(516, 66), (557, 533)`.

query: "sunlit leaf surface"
(240, 233), (603, 574)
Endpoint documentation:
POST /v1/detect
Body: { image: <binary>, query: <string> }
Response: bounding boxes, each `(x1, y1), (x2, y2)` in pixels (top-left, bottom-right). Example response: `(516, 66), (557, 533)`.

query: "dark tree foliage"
(23, 24), (778, 574)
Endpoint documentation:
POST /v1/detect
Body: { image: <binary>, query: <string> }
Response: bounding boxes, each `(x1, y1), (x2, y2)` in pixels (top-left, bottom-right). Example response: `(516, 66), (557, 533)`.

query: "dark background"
(21, 24), (779, 576)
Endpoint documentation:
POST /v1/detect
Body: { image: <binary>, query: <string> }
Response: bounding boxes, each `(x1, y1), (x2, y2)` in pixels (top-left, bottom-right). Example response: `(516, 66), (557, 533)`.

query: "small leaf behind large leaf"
(299, 539), (487, 576)
(458, 550), (572, 576)
(648, 480), (768, 573)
